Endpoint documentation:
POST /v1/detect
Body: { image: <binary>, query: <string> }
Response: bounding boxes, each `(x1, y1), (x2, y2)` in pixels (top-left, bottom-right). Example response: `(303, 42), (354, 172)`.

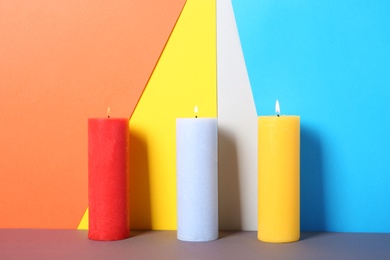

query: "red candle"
(88, 113), (130, 241)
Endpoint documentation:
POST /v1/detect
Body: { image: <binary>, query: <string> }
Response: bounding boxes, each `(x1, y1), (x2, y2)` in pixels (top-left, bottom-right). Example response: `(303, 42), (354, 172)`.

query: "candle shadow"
(129, 129), (152, 232)
(218, 128), (242, 231)
(300, 125), (327, 232)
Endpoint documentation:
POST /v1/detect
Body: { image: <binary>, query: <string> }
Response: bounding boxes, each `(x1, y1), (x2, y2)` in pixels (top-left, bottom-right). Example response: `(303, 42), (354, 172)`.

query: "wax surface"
(176, 118), (218, 242)
(88, 118), (130, 241)
(258, 116), (300, 242)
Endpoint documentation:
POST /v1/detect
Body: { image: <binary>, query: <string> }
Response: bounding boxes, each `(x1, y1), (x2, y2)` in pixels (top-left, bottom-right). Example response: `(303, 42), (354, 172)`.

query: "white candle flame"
(194, 105), (199, 118)
(275, 100), (280, 116)
(107, 107), (111, 118)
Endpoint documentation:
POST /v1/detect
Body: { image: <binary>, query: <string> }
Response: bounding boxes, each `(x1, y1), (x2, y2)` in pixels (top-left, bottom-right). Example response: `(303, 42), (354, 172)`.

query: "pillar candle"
(258, 100), (300, 243)
(176, 116), (218, 242)
(88, 114), (130, 241)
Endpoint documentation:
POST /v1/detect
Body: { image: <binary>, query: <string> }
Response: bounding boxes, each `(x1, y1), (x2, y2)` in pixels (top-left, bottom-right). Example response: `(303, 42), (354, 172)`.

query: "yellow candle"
(258, 100), (300, 243)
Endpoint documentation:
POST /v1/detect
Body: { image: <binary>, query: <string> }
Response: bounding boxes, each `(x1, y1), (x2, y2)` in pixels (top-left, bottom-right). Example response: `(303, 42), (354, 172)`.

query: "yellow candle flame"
(107, 107), (111, 118)
(194, 105), (198, 118)
(275, 100), (280, 116)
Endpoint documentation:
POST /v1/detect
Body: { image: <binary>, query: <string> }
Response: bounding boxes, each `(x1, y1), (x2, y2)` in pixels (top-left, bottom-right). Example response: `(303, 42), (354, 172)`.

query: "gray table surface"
(1, 230), (390, 259)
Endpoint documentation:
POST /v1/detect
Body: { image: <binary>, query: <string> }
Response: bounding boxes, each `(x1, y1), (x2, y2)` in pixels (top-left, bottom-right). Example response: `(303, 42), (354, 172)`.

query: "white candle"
(176, 111), (218, 242)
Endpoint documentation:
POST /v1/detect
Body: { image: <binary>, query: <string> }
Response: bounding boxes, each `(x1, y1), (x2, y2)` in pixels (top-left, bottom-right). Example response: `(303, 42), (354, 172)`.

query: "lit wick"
(275, 100), (280, 117)
(107, 107), (111, 118)
(194, 105), (199, 118)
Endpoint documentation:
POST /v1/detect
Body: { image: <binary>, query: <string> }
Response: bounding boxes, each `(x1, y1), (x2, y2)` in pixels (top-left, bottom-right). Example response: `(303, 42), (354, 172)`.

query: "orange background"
(0, 0), (185, 228)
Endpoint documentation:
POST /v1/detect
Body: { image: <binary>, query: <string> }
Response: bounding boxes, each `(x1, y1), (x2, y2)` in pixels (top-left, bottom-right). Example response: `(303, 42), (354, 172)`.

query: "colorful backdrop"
(1, 0), (390, 233)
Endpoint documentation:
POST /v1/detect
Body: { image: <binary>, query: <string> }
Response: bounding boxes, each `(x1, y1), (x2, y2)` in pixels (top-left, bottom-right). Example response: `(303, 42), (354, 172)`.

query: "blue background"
(231, 0), (390, 232)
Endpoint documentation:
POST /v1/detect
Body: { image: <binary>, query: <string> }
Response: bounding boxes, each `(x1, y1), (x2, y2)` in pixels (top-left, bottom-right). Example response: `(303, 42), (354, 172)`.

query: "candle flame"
(107, 107), (111, 118)
(275, 100), (280, 116)
(194, 105), (198, 118)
